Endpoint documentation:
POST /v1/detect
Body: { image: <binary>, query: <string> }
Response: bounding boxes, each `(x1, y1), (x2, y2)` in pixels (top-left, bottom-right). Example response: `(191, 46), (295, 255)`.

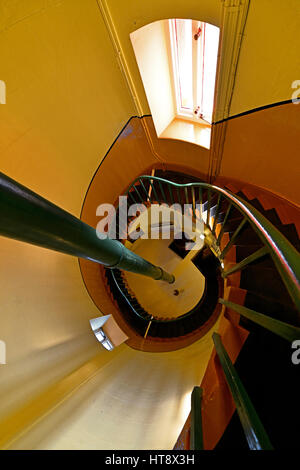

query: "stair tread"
(235, 191), (299, 246)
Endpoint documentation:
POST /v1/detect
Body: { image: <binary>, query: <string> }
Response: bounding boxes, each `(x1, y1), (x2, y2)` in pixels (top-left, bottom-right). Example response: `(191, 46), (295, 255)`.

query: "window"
(130, 18), (220, 149)
(169, 19), (220, 124)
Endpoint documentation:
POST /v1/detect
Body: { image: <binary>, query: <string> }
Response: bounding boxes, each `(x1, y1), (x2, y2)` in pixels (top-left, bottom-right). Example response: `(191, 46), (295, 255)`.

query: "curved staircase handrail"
(124, 175), (300, 312)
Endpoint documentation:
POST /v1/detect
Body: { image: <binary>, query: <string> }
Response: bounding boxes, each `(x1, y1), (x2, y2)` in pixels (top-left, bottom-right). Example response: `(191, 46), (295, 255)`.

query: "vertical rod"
(139, 178), (151, 203)
(128, 188), (137, 204)
(168, 184), (174, 205)
(158, 181), (167, 204)
(148, 169), (155, 201)
(206, 189), (211, 227)
(191, 187), (196, 219)
(176, 187), (181, 205)
(212, 333), (273, 450)
(143, 316), (154, 339)
(133, 183), (143, 203)
(217, 203), (232, 245)
(198, 187), (203, 221)
(148, 179), (159, 202)
(190, 386), (203, 450)
(184, 187), (189, 206)
(220, 218), (247, 259)
(212, 193), (222, 234)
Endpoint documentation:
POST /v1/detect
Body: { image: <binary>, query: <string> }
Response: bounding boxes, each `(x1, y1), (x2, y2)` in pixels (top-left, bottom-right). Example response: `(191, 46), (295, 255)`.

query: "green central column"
(0, 172), (175, 284)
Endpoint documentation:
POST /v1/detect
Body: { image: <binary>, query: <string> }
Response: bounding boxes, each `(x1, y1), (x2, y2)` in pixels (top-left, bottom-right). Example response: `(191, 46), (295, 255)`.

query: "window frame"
(169, 18), (218, 126)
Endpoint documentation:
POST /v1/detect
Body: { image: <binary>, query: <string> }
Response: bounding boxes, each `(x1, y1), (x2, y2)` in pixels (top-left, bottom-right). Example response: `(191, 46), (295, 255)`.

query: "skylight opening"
(169, 19), (220, 124)
(130, 18), (220, 149)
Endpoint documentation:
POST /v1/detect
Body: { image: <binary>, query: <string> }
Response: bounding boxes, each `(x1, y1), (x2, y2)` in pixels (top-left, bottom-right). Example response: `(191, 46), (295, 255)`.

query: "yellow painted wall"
(104, 0), (221, 116)
(130, 20), (175, 136)
(104, 0), (300, 117)
(7, 329), (220, 450)
(230, 0), (300, 115)
(0, 0), (135, 209)
(0, 0), (219, 449)
(219, 102), (300, 205)
(0, 0), (135, 438)
(0, 237), (102, 421)
(98, 0), (300, 203)
(1, 0), (299, 450)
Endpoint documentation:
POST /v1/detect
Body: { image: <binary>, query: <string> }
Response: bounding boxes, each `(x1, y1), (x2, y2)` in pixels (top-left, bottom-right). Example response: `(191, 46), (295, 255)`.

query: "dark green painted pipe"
(0, 172), (175, 283)
(190, 386), (203, 450)
(213, 333), (273, 450)
(219, 299), (300, 342)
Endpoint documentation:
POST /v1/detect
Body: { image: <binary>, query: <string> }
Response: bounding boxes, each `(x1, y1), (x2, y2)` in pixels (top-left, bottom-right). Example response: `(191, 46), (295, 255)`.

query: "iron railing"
(118, 174), (300, 450)
(112, 175), (300, 340)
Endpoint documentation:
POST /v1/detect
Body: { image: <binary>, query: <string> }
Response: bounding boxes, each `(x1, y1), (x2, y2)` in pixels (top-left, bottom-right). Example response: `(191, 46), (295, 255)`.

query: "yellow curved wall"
(0, 0), (299, 450)
(103, 0), (300, 116)
(0, 0), (219, 449)
(0, 0), (136, 445)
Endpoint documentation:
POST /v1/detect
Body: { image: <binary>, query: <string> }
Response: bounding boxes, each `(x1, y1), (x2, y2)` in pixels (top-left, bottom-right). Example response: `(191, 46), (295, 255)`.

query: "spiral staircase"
(99, 170), (300, 450)
(0, 164), (299, 450)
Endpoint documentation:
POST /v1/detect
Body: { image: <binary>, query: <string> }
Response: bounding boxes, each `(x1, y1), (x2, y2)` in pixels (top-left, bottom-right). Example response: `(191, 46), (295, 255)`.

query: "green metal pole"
(212, 333), (273, 450)
(219, 299), (300, 342)
(0, 172), (175, 283)
(190, 386), (203, 450)
(222, 246), (269, 278)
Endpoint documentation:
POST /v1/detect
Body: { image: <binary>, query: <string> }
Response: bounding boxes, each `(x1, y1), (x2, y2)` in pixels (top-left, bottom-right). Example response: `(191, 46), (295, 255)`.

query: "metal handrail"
(122, 175), (300, 313)
(0, 172), (175, 283)
(108, 174), (300, 341)
(213, 333), (273, 450)
(121, 175), (298, 450)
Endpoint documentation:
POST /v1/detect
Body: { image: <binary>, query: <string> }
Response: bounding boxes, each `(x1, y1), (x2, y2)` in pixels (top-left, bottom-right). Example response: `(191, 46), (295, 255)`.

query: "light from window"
(169, 19), (219, 124)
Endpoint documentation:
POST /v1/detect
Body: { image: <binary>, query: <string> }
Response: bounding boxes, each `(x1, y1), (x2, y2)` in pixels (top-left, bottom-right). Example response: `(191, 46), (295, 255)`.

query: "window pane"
(175, 19), (193, 110)
(201, 23), (219, 123)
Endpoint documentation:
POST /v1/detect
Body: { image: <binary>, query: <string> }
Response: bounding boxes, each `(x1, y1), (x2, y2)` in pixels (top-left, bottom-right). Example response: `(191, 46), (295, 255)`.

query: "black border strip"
(79, 114), (151, 219)
(80, 99), (295, 216)
(212, 98), (294, 125)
